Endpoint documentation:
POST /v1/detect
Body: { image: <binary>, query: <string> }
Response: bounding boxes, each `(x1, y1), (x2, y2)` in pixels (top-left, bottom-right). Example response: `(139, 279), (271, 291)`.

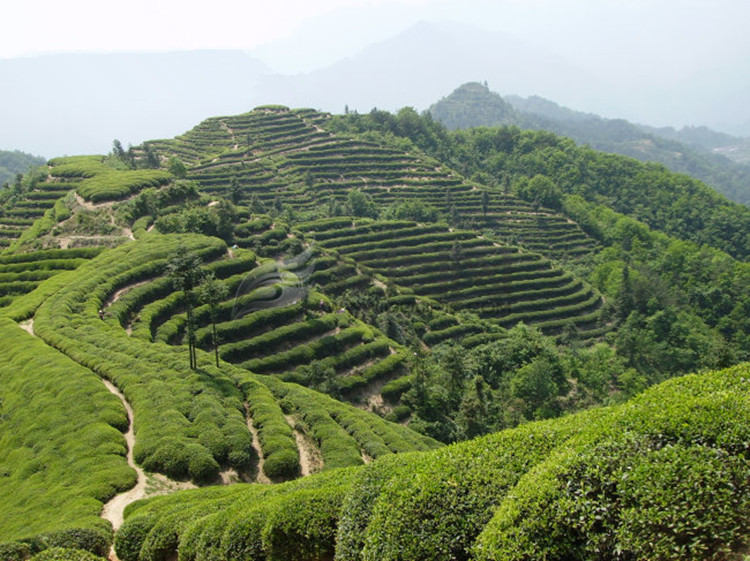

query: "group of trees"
(0, 149), (45, 190)
(166, 246), (228, 368)
(110, 139), (160, 171)
(400, 324), (636, 443)
(327, 107), (750, 391)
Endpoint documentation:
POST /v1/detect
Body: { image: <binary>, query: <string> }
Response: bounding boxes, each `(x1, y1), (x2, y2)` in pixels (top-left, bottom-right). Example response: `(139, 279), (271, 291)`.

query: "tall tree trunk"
(212, 321), (219, 368)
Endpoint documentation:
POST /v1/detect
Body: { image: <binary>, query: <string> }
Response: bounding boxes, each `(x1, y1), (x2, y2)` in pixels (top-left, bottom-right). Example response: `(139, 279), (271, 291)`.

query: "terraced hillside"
(299, 217), (604, 338)
(107, 241), (412, 404)
(115, 361), (750, 561)
(4, 102), (749, 560)
(0, 247), (102, 307)
(0, 230), (440, 558)
(0, 168), (70, 250)
(149, 106), (596, 260)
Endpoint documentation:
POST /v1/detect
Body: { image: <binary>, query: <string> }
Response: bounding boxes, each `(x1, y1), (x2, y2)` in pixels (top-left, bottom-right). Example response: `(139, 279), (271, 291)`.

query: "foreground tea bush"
(0, 317), (133, 556)
(118, 362), (750, 561)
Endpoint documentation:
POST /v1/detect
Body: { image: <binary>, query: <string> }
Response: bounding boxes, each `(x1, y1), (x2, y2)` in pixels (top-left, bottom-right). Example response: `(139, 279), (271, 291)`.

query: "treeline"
(428, 83), (750, 205)
(327, 108), (750, 416)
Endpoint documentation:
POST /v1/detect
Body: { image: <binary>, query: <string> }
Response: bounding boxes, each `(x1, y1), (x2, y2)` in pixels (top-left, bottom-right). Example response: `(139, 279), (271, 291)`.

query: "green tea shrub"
(114, 514), (157, 561)
(0, 542), (31, 561)
(30, 547), (104, 561)
(262, 486), (348, 561)
(262, 448), (301, 480)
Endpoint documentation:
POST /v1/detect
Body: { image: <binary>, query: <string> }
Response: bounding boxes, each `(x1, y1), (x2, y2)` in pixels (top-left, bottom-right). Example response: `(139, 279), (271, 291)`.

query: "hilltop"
(429, 82), (750, 205)
(1, 104), (750, 560)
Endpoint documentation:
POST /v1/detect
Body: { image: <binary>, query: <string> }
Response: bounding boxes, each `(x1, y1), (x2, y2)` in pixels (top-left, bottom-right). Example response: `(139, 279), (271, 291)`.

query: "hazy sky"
(5, 0), (749, 74)
(2, 0), (749, 136)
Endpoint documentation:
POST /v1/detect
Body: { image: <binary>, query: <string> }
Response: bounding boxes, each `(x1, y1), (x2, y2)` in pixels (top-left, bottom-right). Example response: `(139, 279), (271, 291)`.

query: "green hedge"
(0, 317), (131, 555)
(30, 235), (253, 482)
(118, 361), (750, 561)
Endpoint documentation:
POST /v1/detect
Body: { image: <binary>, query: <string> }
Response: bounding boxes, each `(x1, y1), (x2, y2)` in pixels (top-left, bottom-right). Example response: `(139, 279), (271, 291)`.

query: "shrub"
(114, 514), (157, 561)
(263, 486), (348, 561)
(262, 448), (301, 481)
(0, 542), (31, 561)
(30, 547), (104, 561)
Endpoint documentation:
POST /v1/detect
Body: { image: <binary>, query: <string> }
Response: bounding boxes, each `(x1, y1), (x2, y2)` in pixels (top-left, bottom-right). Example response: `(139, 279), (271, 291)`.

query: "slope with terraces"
(150, 106), (597, 260)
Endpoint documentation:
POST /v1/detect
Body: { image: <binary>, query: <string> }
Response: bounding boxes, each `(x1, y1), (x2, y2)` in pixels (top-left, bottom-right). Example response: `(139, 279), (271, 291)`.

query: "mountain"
(428, 82), (750, 205)
(428, 82), (518, 130)
(254, 21), (608, 115)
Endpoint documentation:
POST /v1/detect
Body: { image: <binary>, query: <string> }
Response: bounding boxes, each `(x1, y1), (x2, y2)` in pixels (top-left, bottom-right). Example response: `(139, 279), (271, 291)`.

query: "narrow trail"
(100, 380), (147, 534)
(100, 380), (196, 561)
(285, 414), (323, 476)
(102, 279), (151, 311)
(244, 403), (271, 484)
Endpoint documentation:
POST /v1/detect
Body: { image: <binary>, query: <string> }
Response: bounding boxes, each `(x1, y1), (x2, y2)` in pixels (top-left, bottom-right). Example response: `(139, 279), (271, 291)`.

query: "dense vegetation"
(116, 361), (750, 561)
(1, 102), (749, 560)
(0, 317), (132, 558)
(430, 81), (750, 205)
(0, 149), (45, 189)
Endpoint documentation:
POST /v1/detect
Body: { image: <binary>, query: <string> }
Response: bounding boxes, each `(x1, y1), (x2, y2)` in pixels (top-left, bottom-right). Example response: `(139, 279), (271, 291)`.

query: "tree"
(168, 156), (187, 179)
(166, 245), (204, 369)
(481, 189), (490, 216)
(347, 189), (378, 218)
(199, 273), (228, 367)
(229, 176), (242, 204)
(517, 174), (563, 210)
(144, 144), (160, 169)
(112, 139), (126, 160)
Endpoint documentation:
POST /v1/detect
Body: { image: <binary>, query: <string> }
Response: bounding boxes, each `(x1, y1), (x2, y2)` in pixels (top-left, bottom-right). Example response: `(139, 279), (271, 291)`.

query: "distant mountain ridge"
(428, 82), (750, 205)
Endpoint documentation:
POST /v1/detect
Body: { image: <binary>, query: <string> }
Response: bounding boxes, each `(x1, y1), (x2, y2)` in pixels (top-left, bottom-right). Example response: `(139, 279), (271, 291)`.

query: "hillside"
(112, 360), (750, 561)
(0, 149), (46, 188)
(429, 82), (750, 205)
(1, 104), (750, 560)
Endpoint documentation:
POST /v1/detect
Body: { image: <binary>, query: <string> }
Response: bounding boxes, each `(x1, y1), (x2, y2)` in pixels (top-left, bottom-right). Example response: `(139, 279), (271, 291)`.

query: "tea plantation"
(1, 104), (749, 560)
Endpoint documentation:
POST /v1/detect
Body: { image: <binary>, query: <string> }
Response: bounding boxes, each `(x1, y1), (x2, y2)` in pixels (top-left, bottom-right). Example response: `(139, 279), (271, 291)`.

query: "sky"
(2, 0), (750, 155)
(5, 0), (749, 74)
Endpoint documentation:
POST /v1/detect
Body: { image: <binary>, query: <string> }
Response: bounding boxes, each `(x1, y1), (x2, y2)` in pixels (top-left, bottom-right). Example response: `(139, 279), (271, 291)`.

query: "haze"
(2, 0), (748, 158)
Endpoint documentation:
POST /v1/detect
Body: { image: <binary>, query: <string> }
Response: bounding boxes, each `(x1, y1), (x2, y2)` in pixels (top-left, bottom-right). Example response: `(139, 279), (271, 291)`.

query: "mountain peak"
(428, 81), (518, 130)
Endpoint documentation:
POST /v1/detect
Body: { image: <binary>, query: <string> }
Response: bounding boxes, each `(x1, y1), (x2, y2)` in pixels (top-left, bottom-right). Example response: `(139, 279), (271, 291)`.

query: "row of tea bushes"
(116, 361), (750, 560)
(0, 317), (133, 557)
(31, 234), (256, 482)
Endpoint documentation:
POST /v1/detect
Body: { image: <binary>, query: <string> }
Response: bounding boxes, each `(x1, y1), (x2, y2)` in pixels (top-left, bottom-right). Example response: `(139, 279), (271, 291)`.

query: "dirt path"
(18, 318), (35, 336)
(284, 414), (323, 476)
(102, 279), (151, 310)
(245, 403), (271, 484)
(100, 380), (196, 560)
(100, 380), (147, 532)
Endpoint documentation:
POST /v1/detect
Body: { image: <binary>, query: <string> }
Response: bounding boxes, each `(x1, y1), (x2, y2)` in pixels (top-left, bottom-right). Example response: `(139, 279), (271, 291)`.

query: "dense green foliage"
(117, 362), (750, 560)
(429, 82), (750, 206)
(0, 317), (132, 556)
(49, 156), (172, 203)
(2, 102), (750, 561)
(329, 107), (750, 261)
(0, 149), (45, 188)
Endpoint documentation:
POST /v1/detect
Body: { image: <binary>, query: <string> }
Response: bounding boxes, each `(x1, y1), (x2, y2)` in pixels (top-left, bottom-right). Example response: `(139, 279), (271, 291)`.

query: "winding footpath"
(100, 380), (146, 531)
